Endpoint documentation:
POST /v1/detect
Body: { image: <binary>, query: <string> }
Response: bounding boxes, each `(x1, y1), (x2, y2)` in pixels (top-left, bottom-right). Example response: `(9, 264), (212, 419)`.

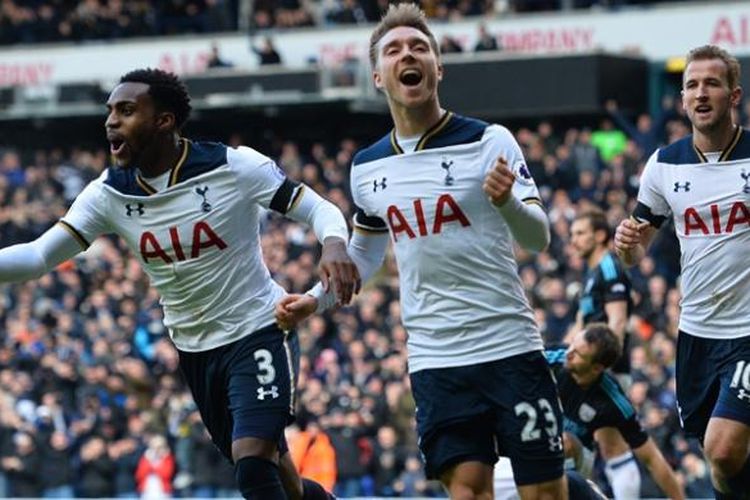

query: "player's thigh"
(440, 460), (494, 499)
(712, 335), (750, 427)
(492, 351), (565, 488)
(225, 325), (298, 450)
(516, 476), (566, 500)
(410, 366), (496, 481)
(178, 344), (233, 460)
(675, 330), (723, 440)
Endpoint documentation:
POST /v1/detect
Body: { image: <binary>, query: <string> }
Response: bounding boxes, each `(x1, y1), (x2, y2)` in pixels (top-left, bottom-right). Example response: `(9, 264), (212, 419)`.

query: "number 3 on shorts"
(514, 398), (559, 442)
(254, 349), (276, 385)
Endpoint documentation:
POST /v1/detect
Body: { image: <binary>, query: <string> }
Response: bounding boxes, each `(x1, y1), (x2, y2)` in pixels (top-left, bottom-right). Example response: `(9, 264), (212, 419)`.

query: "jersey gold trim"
(693, 125), (743, 163)
(353, 225), (389, 235)
(135, 175), (157, 195)
(416, 111), (453, 151)
(388, 111), (454, 154)
(168, 138), (191, 187)
(57, 220), (90, 249)
(289, 185), (306, 212)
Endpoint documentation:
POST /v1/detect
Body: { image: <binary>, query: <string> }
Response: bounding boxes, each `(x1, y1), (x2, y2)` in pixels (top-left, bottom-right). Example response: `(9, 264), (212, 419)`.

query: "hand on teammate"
(276, 294), (318, 331)
(318, 236), (361, 305)
(483, 156), (515, 207)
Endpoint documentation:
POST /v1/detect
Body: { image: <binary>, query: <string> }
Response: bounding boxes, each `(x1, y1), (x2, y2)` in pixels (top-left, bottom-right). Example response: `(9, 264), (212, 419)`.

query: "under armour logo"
(673, 182), (691, 192)
(125, 203), (145, 216)
(738, 389), (750, 402)
(441, 159), (454, 186)
(741, 169), (750, 194)
(548, 435), (563, 452)
(373, 177), (387, 192)
(257, 385), (279, 400)
(195, 185), (212, 213)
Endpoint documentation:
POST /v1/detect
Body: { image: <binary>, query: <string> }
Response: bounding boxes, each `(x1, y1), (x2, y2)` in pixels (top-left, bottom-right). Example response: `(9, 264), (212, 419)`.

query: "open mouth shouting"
(107, 133), (128, 158)
(399, 68), (424, 87)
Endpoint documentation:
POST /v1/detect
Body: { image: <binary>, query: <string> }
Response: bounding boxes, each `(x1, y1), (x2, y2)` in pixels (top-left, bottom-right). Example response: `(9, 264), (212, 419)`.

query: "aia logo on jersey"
(387, 193), (471, 242)
(140, 221), (227, 264)
(683, 201), (750, 235)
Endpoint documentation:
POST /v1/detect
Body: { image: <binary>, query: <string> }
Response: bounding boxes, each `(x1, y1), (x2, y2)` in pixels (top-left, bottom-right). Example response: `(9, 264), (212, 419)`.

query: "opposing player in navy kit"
(0, 69), (360, 500)
(569, 208), (641, 497)
(548, 324), (684, 500)
(615, 45), (750, 499)
(276, 4), (574, 498)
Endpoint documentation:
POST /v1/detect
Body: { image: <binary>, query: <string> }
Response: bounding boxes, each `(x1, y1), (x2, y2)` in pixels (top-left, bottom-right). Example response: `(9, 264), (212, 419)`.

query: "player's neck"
(571, 370), (597, 388)
(588, 246), (609, 269)
(139, 134), (183, 178)
(391, 102), (444, 138)
(693, 121), (737, 153)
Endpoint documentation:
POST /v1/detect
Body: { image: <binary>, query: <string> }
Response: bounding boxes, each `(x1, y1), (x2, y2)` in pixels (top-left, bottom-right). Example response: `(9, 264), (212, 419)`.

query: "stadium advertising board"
(0, 2), (749, 88)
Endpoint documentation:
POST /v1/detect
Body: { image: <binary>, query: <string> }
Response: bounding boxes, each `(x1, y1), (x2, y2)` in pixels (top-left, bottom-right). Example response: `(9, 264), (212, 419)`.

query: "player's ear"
(155, 111), (176, 133)
(731, 85), (743, 108)
(373, 69), (384, 90)
(437, 62), (443, 82)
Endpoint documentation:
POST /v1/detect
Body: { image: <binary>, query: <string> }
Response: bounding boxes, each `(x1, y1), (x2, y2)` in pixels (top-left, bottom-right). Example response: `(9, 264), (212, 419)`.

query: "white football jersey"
(352, 112), (544, 373)
(635, 126), (750, 339)
(60, 139), (296, 351)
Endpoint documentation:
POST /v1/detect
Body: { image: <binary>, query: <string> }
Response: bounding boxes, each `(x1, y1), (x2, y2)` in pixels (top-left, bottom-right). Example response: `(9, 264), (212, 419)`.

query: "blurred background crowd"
(0, 91), (737, 497)
(0, 0), (702, 45)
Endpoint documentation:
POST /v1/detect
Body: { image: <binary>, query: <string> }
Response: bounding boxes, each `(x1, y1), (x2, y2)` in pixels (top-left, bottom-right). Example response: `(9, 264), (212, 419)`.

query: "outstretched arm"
(0, 224), (82, 282)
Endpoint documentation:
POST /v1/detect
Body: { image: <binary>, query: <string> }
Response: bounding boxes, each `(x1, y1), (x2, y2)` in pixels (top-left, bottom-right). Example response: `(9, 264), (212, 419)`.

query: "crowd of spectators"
(0, 0), (715, 45)
(0, 95), (729, 498)
(0, 0), (238, 46)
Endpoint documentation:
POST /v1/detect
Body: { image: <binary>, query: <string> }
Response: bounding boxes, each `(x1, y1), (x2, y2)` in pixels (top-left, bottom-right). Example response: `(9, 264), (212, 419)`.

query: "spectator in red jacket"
(135, 435), (175, 497)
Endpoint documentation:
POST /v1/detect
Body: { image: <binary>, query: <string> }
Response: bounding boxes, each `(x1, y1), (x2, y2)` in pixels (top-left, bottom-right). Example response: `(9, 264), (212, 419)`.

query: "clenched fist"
(483, 156), (515, 207)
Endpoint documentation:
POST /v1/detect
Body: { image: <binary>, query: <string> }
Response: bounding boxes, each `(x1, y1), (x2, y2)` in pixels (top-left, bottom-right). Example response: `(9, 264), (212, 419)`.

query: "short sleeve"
(59, 178), (110, 248)
(227, 146), (297, 212)
(483, 125), (542, 204)
(633, 151), (671, 227)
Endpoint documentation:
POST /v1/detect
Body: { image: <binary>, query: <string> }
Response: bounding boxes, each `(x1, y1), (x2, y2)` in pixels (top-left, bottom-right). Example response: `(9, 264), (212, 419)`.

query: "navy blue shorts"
(178, 323), (299, 462)
(676, 330), (750, 441)
(410, 351), (564, 486)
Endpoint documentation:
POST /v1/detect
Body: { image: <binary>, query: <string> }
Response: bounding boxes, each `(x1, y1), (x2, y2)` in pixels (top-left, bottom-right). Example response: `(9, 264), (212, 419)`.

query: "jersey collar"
(135, 138), (191, 195)
(390, 111), (453, 154)
(692, 125), (742, 163)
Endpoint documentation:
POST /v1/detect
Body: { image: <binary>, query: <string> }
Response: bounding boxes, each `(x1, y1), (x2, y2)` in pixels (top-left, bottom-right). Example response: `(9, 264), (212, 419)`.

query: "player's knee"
(704, 440), (747, 478)
(235, 456), (286, 500)
(445, 485), (492, 500)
